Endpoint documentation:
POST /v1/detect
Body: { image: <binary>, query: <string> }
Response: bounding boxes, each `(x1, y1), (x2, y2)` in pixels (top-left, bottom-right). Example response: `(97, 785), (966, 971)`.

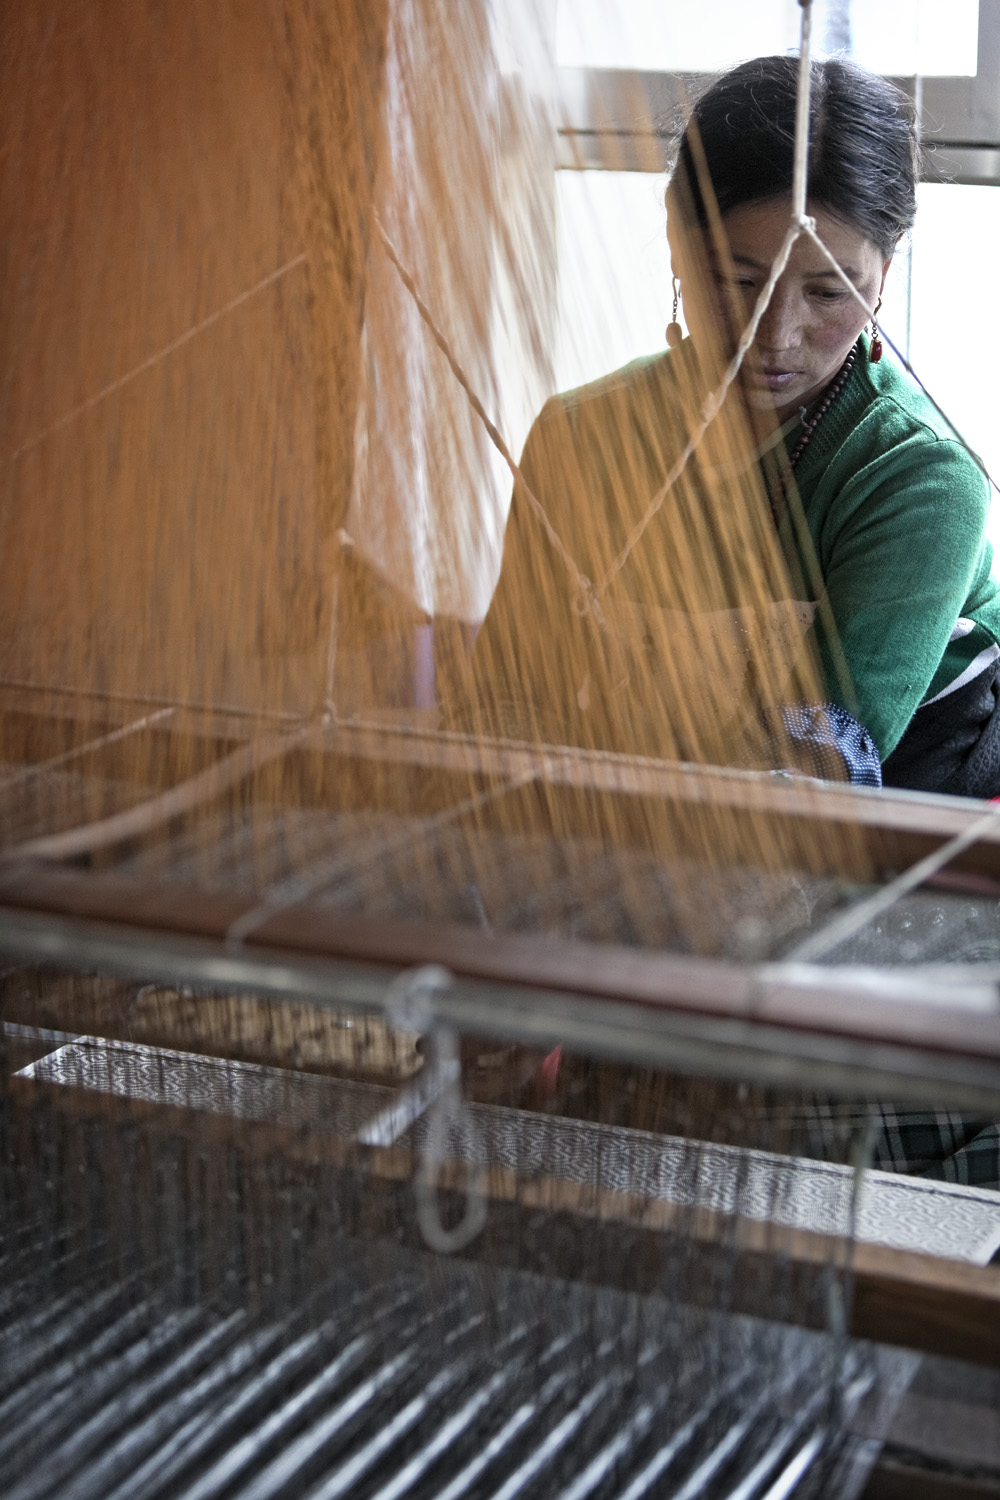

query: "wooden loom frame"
(3, 686), (1000, 1377)
(2, 687), (1000, 1107)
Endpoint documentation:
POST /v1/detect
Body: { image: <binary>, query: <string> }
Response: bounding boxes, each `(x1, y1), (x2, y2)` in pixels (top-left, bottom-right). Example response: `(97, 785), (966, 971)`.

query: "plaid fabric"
(797, 1098), (1000, 1191)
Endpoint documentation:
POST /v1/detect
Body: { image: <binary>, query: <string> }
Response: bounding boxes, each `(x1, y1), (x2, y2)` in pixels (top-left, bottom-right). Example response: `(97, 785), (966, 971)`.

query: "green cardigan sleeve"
(802, 415), (994, 759)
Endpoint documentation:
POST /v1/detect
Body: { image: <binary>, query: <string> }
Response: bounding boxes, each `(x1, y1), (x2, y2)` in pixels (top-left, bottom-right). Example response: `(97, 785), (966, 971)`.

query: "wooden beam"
(4, 702), (1000, 884)
(1, 866), (999, 1070)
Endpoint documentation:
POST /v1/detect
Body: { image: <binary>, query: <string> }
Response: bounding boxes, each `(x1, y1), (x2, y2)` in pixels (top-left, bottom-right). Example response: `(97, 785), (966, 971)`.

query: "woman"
(475, 56), (1000, 796)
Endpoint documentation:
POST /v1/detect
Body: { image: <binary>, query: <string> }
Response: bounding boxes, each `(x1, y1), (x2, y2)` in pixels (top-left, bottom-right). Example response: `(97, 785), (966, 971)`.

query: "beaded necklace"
(787, 344), (858, 470)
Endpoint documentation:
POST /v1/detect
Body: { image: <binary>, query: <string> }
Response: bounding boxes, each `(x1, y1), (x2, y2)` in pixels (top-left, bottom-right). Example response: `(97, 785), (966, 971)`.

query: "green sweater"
(781, 342), (999, 756)
(477, 339), (1000, 760)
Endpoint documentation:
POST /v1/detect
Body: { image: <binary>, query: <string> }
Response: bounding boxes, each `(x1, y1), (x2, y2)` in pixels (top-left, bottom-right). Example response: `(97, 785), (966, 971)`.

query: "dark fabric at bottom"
(882, 659), (1000, 798)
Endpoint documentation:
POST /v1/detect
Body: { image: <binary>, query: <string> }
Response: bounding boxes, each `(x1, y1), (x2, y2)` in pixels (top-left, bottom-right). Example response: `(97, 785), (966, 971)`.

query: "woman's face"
(682, 198), (892, 422)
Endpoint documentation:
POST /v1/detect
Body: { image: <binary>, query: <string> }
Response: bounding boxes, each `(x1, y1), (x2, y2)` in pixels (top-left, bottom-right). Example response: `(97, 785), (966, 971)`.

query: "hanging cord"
(791, 0), (814, 225)
(880, 322), (997, 490)
(794, 217), (993, 484)
(373, 216), (605, 631)
(824, 1119), (878, 1439)
(0, 705), (175, 796)
(8, 255), (308, 465)
(597, 1), (816, 596)
(360, 964), (488, 1254)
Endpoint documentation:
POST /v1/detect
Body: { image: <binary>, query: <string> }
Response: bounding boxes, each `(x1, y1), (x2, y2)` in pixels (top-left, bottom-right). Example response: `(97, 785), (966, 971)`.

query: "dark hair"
(672, 56), (917, 256)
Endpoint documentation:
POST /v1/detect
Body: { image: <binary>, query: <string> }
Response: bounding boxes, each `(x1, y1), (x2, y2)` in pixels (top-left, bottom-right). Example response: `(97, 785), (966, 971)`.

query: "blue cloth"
(776, 703), (882, 787)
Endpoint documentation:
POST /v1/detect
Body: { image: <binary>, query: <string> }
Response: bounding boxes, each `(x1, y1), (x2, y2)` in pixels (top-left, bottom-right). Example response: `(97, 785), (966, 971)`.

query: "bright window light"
(908, 184), (1000, 549)
(851, 1), (979, 77)
(556, 0), (978, 76)
(555, 171), (673, 393)
(556, 0), (799, 73)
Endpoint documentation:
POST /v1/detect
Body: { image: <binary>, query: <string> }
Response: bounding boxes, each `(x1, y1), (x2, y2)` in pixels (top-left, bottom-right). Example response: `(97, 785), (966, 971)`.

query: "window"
(556, 0), (979, 77)
(555, 172), (672, 392)
(909, 184), (1000, 540)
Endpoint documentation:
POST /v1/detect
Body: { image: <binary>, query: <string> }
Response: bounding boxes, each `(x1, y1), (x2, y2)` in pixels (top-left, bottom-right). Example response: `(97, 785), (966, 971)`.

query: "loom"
(2, 3), (1000, 1497)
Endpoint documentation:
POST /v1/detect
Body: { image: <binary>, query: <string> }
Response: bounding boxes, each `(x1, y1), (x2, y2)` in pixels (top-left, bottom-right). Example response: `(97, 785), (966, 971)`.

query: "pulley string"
(597, 0), (816, 594)
(791, 0), (814, 224)
(784, 801), (1000, 964)
(373, 215), (606, 630)
(225, 762), (542, 946)
(8, 255), (308, 466)
(373, 0), (993, 691)
(0, 705), (175, 796)
(801, 220), (998, 490)
(596, 219), (804, 596)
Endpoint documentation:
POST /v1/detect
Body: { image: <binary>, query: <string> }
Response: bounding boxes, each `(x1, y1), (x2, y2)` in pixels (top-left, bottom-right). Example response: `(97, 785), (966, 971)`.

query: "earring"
(869, 296), (883, 363)
(666, 277), (683, 348)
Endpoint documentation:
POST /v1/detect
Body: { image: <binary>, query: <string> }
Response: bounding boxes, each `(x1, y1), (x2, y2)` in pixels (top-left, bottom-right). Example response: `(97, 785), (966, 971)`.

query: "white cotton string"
(0, 705), (175, 795)
(791, 1), (814, 225)
(784, 802), (1000, 963)
(876, 321), (999, 491)
(800, 221), (877, 322)
(0, 725), (311, 864)
(225, 768), (539, 946)
(800, 215), (999, 490)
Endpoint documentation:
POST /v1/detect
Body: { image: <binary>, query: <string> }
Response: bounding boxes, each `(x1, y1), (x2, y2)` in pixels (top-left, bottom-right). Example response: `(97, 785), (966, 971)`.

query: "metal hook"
(356, 965), (487, 1253)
